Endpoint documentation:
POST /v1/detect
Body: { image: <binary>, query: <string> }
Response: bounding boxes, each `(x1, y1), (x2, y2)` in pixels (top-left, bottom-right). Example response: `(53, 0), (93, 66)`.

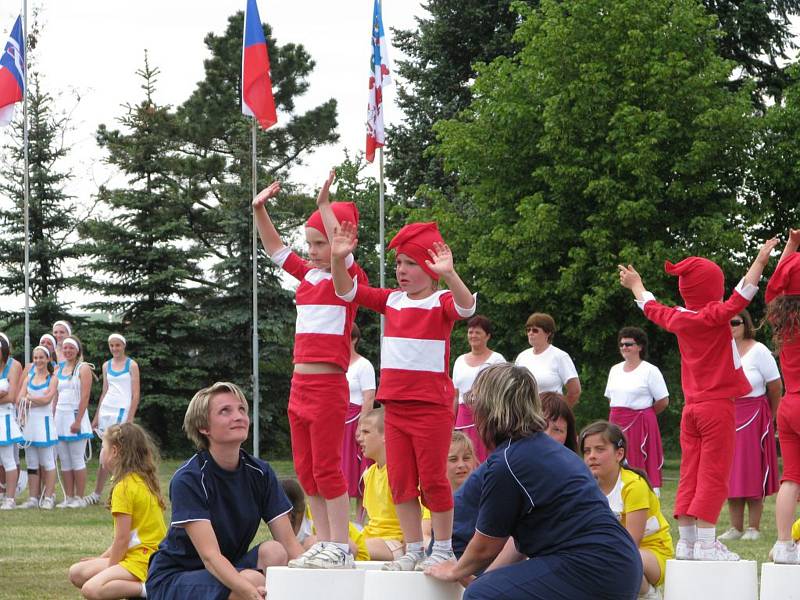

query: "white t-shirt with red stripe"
(272, 247), (365, 372)
(339, 286), (476, 405)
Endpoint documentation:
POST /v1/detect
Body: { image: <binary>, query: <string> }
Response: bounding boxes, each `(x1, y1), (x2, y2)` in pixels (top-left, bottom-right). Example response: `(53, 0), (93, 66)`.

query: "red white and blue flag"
(0, 15), (25, 127)
(241, 0), (277, 129)
(366, 0), (391, 163)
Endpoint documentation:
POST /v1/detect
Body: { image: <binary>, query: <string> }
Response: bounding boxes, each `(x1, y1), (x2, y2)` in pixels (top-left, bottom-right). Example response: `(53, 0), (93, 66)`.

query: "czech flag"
(0, 15), (25, 127)
(366, 0), (391, 163)
(241, 0), (277, 130)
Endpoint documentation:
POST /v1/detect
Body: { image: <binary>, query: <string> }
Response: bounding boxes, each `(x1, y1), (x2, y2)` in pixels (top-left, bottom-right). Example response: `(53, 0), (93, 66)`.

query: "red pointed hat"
(388, 222), (444, 281)
(305, 202), (359, 241)
(766, 253), (800, 303)
(664, 257), (724, 310)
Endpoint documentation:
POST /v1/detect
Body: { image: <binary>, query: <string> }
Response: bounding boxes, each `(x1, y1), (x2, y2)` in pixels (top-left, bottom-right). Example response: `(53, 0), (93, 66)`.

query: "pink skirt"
(728, 395), (779, 499)
(454, 403), (488, 463)
(341, 402), (371, 497)
(609, 406), (664, 488)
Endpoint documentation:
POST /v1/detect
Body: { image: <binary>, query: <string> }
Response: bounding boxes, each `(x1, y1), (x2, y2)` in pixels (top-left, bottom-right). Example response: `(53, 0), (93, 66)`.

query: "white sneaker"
(67, 496), (87, 508)
(83, 492), (101, 505)
(675, 539), (694, 560)
(17, 497), (39, 509)
(639, 584), (662, 599)
(740, 528), (761, 541)
(718, 527), (743, 541)
(693, 539), (739, 561)
(416, 549), (456, 571)
(288, 543), (326, 568)
(304, 545), (355, 569)
(0, 497), (16, 510)
(56, 496), (73, 508)
(40, 496), (55, 510)
(382, 550), (425, 571)
(772, 541), (800, 564)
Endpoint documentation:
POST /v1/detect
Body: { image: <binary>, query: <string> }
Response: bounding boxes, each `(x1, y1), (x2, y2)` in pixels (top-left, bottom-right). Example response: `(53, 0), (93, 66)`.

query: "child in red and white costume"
(766, 228), (800, 564)
(619, 237), (777, 561)
(329, 219), (476, 571)
(253, 171), (366, 569)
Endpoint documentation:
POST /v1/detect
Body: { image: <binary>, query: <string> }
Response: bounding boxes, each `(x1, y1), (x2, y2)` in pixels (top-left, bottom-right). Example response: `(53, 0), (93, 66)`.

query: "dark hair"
(525, 313), (556, 343)
(736, 308), (756, 340)
(280, 478), (306, 535)
(539, 392), (578, 453)
(579, 421), (653, 490)
(351, 322), (361, 342)
(0, 336), (9, 366)
(767, 295), (800, 352)
(467, 315), (494, 336)
(32, 346), (55, 376)
(617, 326), (648, 360)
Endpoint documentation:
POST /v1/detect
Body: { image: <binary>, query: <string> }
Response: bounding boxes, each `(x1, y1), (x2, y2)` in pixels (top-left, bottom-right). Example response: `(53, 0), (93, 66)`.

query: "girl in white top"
(17, 334), (58, 399)
(514, 312), (581, 406)
(0, 333), (23, 510)
(719, 309), (783, 542)
(343, 324), (376, 517)
(85, 333), (141, 505)
(55, 335), (94, 508)
(453, 315), (505, 462)
(52, 320), (72, 364)
(18, 345), (59, 509)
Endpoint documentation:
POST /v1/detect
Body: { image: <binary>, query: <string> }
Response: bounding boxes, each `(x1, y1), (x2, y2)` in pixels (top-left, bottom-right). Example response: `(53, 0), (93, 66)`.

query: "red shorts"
(383, 400), (455, 513)
(288, 372), (348, 499)
(778, 393), (800, 485)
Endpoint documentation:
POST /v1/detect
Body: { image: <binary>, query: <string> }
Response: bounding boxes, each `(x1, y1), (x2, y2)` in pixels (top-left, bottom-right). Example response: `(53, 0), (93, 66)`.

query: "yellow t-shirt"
(110, 473), (167, 581)
(363, 464), (404, 541)
(792, 518), (800, 543)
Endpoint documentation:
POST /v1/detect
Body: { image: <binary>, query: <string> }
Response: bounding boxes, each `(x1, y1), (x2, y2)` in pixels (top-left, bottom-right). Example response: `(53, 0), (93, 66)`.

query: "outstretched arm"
(252, 181), (285, 256)
(743, 237), (779, 287)
(315, 170), (341, 242)
(426, 242), (475, 310)
(331, 222), (358, 297)
(779, 228), (800, 264)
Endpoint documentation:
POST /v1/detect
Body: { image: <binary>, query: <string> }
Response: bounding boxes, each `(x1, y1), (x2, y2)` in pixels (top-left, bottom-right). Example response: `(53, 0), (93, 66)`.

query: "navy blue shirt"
(148, 450), (291, 583)
(477, 433), (629, 557)
(452, 462), (486, 558)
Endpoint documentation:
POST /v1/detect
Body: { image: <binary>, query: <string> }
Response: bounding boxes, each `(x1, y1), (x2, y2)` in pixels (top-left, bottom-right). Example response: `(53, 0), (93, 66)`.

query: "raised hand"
(252, 181), (281, 209)
(756, 237), (779, 264)
(425, 242), (455, 277)
(317, 169), (336, 207)
(618, 264), (642, 290)
(331, 221), (358, 259)
(789, 229), (800, 246)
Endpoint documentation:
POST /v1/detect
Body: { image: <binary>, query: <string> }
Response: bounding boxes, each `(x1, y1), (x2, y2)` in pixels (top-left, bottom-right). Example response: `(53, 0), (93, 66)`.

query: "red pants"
(778, 393), (800, 484)
(288, 372), (348, 499)
(674, 400), (735, 524)
(383, 400), (455, 512)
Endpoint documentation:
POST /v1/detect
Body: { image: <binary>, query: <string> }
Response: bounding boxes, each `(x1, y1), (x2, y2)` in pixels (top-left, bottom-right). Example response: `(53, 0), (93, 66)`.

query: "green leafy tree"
(431, 0), (756, 441)
(79, 57), (204, 451)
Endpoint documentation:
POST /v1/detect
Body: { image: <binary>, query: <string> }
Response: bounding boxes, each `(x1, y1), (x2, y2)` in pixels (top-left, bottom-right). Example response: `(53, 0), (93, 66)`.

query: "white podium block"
(760, 562), (800, 600)
(355, 560), (388, 570)
(362, 570), (463, 600)
(663, 560), (757, 600)
(266, 566), (366, 600)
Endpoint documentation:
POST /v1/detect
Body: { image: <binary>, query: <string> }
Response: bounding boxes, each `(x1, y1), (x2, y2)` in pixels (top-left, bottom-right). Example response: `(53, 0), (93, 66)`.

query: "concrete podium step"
(362, 570), (463, 600)
(760, 562), (800, 600)
(663, 559), (757, 600)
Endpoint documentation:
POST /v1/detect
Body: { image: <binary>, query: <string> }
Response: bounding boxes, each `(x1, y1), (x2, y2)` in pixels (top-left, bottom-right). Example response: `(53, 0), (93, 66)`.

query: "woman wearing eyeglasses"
(718, 309), (782, 543)
(604, 327), (668, 492)
(514, 313), (581, 407)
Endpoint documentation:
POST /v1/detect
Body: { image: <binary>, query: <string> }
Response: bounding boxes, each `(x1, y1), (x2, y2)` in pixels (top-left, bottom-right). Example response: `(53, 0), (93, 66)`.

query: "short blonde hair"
(450, 430), (475, 456)
(467, 363), (547, 449)
(183, 382), (250, 450)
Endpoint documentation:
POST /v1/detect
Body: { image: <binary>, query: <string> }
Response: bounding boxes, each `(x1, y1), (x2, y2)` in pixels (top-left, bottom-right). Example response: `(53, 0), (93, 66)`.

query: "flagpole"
(378, 147), (385, 338)
(251, 120), (260, 459)
(22, 0), (30, 362)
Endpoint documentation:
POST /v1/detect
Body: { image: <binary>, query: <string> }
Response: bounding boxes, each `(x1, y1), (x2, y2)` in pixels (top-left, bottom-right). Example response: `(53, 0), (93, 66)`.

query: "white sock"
(406, 541), (424, 554)
(679, 525), (697, 543)
(330, 542), (350, 554)
(140, 582), (147, 598)
(697, 527), (715, 543)
(432, 538), (452, 554)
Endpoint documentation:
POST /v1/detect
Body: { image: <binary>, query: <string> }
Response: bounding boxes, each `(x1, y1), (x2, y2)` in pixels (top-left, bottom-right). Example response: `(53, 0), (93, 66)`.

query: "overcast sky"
(1, 0), (425, 196)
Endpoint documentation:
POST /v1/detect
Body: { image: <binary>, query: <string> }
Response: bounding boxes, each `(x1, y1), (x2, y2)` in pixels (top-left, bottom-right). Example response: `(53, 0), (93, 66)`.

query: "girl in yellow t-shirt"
(581, 421), (674, 600)
(68, 423), (167, 599)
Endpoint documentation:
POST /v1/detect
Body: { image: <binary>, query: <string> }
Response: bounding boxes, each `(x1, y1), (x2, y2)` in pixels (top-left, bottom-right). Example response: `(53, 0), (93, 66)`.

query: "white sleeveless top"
(102, 358), (133, 410)
(28, 371), (54, 416)
(56, 362), (83, 412)
(0, 358), (16, 415)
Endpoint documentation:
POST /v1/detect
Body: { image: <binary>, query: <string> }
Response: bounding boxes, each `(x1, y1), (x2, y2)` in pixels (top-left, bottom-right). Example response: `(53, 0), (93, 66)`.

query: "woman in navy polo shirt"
(147, 382), (303, 600)
(426, 363), (642, 599)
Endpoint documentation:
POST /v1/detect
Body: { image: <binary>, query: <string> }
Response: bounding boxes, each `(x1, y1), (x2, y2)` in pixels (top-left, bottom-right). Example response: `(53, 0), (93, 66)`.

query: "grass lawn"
(0, 456), (784, 599)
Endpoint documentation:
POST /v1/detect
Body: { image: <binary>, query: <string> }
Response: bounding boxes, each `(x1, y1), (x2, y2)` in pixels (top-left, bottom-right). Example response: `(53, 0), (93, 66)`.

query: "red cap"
(766, 253), (800, 303)
(664, 257), (724, 310)
(305, 202), (359, 241)
(388, 222), (445, 281)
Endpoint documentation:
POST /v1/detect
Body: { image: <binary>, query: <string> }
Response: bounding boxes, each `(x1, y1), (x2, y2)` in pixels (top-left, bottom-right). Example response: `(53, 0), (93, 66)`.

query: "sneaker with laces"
(83, 492), (101, 505)
(67, 496), (87, 508)
(304, 545), (355, 569)
(718, 527), (743, 542)
(771, 541), (800, 564)
(639, 584), (662, 599)
(288, 543), (326, 568)
(693, 539), (739, 561)
(382, 550), (425, 571)
(17, 497), (39, 509)
(416, 549), (456, 571)
(740, 528), (760, 541)
(56, 496), (73, 508)
(675, 539), (694, 560)
(40, 496), (55, 510)
(0, 497), (16, 510)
